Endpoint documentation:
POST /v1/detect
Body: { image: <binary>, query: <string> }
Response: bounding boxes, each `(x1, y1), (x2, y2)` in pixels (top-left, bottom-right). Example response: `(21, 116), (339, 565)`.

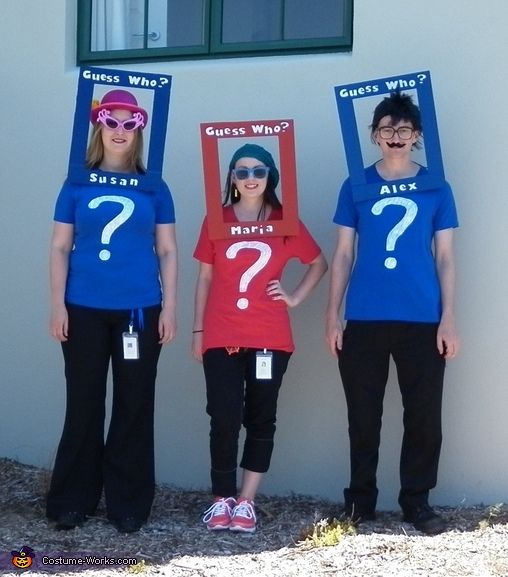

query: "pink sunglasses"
(97, 109), (145, 132)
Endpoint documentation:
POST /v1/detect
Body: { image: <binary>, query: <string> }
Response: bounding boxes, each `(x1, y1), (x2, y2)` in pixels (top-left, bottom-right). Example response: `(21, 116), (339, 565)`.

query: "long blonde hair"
(86, 124), (146, 173)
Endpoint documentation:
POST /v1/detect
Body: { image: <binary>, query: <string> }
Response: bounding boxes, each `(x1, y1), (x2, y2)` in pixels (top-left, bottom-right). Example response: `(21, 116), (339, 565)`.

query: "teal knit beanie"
(228, 144), (280, 187)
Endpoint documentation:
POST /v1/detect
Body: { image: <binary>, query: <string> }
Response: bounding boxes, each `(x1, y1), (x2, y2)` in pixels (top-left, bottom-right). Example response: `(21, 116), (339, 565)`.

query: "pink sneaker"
(202, 497), (237, 530)
(230, 499), (256, 533)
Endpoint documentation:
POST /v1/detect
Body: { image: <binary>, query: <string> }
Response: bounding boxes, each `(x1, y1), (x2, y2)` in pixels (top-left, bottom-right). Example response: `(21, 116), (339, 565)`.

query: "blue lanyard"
(129, 308), (144, 333)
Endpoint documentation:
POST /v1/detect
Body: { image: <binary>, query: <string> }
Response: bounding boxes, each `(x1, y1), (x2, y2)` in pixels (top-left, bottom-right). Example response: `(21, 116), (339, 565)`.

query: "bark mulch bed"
(1, 458), (507, 576)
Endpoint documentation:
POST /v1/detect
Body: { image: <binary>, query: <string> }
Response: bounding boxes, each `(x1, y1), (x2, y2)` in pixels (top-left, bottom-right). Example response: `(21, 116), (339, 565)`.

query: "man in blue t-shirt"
(326, 92), (460, 535)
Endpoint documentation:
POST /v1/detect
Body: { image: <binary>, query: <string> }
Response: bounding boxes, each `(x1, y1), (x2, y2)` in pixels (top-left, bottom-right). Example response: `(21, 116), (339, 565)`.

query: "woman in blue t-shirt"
(46, 90), (177, 534)
(326, 92), (459, 535)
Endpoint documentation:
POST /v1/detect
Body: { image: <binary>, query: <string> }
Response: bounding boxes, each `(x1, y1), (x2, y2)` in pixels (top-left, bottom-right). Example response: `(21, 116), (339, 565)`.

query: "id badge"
(122, 331), (139, 360)
(256, 350), (273, 380)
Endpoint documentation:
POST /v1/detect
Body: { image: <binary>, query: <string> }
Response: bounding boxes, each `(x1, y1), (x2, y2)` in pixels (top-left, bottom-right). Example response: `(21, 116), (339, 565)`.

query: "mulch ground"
(1, 458), (507, 576)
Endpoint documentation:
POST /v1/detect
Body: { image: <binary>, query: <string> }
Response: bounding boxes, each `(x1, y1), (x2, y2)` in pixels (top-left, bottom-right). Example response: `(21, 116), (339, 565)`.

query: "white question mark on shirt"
(88, 195), (135, 261)
(371, 197), (418, 269)
(226, 241), (272, 309)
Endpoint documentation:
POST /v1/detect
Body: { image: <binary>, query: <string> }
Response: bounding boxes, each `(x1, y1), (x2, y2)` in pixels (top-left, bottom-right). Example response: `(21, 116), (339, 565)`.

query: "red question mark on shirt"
(226, 241), (272, 309)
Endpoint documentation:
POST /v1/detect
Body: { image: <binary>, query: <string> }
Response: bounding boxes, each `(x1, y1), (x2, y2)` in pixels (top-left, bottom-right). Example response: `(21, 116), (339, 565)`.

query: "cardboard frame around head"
(335, 70), (445, 202)
(200, 120), (300, 240)
(68, 66), (172, 191)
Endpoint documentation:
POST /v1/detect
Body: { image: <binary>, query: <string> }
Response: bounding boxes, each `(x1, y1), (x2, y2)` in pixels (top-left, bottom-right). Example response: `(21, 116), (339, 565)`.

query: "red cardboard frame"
(200, 120), (299, 240)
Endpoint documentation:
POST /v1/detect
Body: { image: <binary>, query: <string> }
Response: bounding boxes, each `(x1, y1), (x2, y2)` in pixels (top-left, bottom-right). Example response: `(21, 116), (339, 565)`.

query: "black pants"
(46, 304), (162, 523)
(338, 321), (446, 514)
(203, 348), (291, 497)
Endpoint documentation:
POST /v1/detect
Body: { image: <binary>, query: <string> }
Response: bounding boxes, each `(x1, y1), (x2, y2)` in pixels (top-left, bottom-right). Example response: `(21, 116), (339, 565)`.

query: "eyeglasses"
(377, 126), (415, 140)
(232, 166), (270, 180)
(97, 109), (145, 132)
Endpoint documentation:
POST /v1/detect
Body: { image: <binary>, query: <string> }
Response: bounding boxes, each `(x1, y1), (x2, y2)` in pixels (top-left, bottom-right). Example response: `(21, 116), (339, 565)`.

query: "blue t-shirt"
(54, 179), (175, 309)
(333, 164), (458, 322)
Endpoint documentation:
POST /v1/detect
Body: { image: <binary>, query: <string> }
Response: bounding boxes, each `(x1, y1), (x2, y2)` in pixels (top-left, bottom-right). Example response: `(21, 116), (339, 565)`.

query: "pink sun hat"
(90, 89), (149, 127)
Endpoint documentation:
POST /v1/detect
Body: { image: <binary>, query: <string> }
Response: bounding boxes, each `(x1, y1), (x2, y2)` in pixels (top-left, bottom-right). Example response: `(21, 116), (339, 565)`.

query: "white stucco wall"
(1, 0), (507, 511)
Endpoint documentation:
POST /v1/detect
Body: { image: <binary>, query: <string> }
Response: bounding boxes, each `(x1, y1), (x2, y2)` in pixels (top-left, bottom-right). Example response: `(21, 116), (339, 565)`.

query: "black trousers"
(338, 321), (446, 514)
(203, 348), (291, 497)
(46, 304), (162, 523)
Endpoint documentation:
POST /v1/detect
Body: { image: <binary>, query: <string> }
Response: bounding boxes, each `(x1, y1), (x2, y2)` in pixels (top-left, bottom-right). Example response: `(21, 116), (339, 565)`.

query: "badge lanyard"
(122, 310), (140, 360)
(256, 348), (272, 380)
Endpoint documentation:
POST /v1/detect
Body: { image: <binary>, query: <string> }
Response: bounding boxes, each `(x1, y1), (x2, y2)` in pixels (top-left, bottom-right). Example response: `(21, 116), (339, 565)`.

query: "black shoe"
(344, 507), (376, 523)
(55, 511), (86, 530)
(113, 517), (143, 534)
(403, 504), (447, 535)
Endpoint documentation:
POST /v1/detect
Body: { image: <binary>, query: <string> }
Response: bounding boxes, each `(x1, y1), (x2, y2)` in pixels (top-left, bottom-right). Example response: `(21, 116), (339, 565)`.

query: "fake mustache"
(386, 142), (406, 148)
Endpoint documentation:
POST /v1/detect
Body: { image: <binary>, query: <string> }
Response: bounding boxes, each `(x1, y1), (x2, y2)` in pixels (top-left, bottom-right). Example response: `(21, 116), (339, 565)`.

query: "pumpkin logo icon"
(11, 546), (35, 569)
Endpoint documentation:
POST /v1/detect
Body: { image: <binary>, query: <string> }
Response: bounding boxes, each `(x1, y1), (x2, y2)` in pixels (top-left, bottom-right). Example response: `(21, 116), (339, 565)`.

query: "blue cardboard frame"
(335, 71), (445, 202)
(68, 67), (172, 191)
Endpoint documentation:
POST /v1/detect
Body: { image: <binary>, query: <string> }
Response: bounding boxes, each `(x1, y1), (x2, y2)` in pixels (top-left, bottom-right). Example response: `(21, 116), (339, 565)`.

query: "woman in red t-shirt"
(193, 143), (327, 532)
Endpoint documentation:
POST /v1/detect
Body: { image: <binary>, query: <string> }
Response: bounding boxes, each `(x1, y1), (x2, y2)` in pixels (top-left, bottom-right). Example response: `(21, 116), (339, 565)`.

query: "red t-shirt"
(193, 207), (322, 352)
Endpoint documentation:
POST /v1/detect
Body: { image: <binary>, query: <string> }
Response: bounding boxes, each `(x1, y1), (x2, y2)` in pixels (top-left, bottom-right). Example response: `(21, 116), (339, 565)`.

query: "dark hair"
(370, 92), (423, 149)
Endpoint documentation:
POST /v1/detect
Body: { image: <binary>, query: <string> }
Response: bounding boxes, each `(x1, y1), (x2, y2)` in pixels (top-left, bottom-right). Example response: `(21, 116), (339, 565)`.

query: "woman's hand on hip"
(266, 279), (297, 307)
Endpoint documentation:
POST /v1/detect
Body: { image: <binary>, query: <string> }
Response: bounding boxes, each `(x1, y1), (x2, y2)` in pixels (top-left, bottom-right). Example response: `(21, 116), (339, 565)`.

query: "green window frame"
(77, 0), (353, 64)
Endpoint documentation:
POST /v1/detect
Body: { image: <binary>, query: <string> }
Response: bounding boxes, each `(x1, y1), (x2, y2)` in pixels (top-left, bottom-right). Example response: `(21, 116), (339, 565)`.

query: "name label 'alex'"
(379, 182), (417, 195)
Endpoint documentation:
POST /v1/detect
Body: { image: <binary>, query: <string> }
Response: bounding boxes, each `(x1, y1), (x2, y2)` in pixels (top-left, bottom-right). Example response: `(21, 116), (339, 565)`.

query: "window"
(77, 0), (353, 64)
